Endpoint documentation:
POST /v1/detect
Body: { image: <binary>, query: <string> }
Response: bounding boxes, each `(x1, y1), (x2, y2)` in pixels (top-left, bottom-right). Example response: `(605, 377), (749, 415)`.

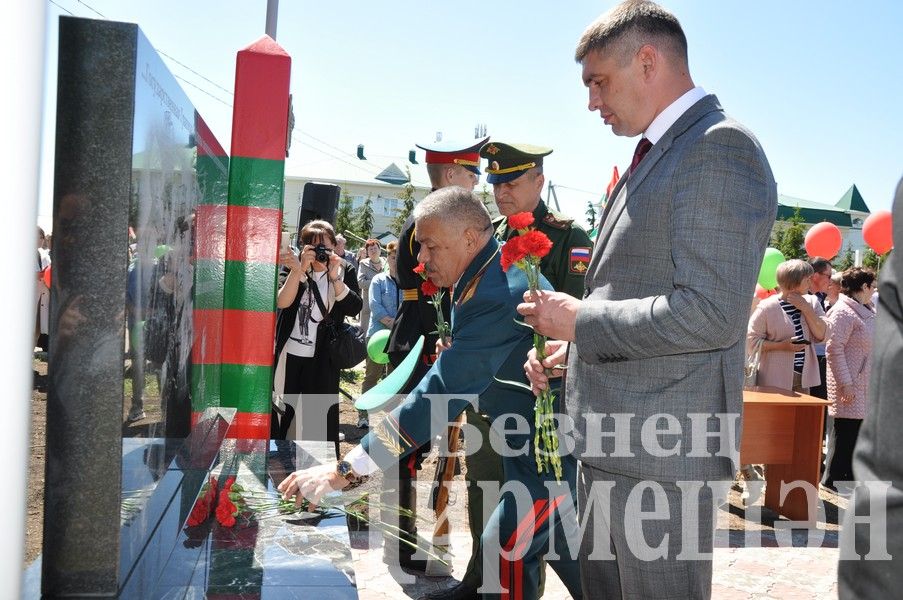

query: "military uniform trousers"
(477, 431), (582, 600)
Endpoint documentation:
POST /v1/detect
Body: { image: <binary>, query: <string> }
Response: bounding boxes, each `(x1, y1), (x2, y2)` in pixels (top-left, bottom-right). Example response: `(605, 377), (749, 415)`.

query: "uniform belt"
(401, 288), (419, 301)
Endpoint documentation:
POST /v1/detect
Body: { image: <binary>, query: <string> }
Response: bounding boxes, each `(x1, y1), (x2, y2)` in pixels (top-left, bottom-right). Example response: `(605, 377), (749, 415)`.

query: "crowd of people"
(267, 2), (901, 599)
(746, 258), (878, 495)
(33, 1), (897, 598)
(275, 2), (772, 598)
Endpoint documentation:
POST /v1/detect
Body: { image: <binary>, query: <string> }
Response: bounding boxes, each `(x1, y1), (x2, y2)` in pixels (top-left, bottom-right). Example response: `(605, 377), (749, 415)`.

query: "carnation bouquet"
(500, 211), (562, 481)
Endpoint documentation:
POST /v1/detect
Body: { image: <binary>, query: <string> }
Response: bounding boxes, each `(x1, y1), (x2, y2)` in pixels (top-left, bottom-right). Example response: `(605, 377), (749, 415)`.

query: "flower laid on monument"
(183, 475), (249, 529)
(186, 476), (218, 527)
(500, 211), (562, 481)
(414, 262), (451, 342)
(215, 476), (241, 527)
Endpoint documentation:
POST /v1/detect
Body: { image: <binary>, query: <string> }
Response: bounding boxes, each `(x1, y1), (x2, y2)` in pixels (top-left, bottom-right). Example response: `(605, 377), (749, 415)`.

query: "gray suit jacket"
(838, 177), (903, 599)
(566, 94), (777, 482)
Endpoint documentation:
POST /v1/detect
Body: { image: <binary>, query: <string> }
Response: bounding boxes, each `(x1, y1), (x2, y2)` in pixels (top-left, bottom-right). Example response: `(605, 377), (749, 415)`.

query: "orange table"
(740, 386), (830, 522)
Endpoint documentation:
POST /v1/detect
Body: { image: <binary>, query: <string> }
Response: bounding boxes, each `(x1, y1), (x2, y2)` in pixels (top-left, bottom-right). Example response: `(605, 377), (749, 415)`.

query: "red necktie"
(629, 137), (653, 175)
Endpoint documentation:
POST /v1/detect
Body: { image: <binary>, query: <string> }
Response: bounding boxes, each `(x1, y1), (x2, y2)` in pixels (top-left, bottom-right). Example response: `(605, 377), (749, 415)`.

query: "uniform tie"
(629, 137), (653, 175)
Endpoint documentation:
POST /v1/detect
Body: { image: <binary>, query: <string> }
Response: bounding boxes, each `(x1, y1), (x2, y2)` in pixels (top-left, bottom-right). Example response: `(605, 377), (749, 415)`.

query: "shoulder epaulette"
(542, 212), (573, 230)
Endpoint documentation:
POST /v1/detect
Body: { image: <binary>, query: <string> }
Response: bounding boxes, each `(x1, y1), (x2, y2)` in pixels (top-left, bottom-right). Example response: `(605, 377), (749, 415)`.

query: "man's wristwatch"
(336, 460), (363, 485)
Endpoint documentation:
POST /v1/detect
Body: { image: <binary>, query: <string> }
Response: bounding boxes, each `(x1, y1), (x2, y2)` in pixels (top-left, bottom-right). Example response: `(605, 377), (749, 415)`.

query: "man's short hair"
(776, 259), (814, 291)
(808, 256), (832, 276)
(426, 163), (467, 189)
(414, 186), (491, 233)
(575, 0), (688, 67)
(335, 234), (346, 244)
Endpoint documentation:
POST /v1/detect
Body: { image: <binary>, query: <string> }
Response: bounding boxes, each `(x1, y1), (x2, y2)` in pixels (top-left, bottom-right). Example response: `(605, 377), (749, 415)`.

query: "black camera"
(314, 244), (331, 263)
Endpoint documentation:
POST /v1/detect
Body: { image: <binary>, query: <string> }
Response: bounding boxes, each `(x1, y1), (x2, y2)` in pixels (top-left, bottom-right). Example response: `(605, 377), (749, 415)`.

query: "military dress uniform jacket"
(361, 236), (552, 464)
(360, 237), (582, 599)
(385, 215), (451, 374)
(494, 199), (593, 299)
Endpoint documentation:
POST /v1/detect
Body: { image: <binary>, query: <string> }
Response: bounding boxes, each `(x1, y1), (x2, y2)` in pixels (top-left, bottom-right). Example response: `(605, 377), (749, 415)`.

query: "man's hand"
(435, 337), (451, 356)
(516, 290), (580, 342)
(277, 463), (349, 510)
(524, 339), (569, 394)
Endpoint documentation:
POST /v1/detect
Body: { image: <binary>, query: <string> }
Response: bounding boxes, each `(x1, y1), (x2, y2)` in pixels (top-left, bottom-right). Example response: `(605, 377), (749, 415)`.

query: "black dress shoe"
(417, 579), (480, 600)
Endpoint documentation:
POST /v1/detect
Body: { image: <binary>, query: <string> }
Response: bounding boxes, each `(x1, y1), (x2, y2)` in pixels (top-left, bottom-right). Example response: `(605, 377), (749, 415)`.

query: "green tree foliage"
(479, 184), (495, 212)
(863, 249), (882, 272)
(391, 170), (416, 236)
(834, 245), (855, 271)
(586, 200), (597, 232)
(354, 193), (374, 238)
(335, 189), (355, 239)
(770, 207), (806, 260)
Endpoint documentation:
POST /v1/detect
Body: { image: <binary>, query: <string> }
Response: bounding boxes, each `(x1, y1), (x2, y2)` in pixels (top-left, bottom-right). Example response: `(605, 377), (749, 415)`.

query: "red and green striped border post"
(192, 112), (229, 421)
(218, 36), (291, 439)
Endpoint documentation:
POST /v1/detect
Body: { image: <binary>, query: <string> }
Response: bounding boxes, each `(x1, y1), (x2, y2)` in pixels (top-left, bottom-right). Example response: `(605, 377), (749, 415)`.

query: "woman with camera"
(272, 220), (362, 454)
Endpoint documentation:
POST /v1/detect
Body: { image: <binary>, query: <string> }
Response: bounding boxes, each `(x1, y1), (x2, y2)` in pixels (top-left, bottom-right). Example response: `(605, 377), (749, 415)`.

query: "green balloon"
(758, 247), (785, 290)
(367, 329), (391, 364)
(356, 336), (425, 411)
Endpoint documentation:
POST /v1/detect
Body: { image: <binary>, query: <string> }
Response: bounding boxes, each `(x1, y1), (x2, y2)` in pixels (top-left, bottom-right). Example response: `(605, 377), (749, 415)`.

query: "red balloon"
(863, 210), (894, 255)
(754, 284), (777, 299)
(804, 222), (842, 260)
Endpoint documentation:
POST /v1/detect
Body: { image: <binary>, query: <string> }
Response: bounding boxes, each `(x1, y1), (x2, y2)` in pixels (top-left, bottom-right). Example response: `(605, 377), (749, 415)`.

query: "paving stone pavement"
(346, 472), (843, 599)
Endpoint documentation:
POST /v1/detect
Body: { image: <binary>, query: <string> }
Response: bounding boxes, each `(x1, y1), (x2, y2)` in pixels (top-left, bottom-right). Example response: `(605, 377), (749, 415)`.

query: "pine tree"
(586, 199), (597, 231)
(391, 169), (416, 236)
(771, 207), (806, 260)
(354, 193), (374, 238)
(335, 189), (355, 239)
(863, 249), (881, 272)
(834, 245), (854, 271)
(479, 184), (495, 212)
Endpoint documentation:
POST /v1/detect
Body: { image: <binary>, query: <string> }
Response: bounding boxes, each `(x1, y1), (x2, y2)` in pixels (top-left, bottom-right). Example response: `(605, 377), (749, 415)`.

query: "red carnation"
(500, 236), (527, 272)
(421, 279), (439, 297)
(186, 500), (209, 527)
(507, 212), (534, 230)
(216, 505), (237, 528)
(519, 230), (553, 259)
(215, 494), (238, 527)
(185, 476), (218, 527)
(413, 263), (426, 275)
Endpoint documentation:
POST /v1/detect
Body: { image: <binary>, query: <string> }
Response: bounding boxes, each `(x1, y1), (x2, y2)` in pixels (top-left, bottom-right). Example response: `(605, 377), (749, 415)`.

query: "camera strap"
(307, 271), (333, 326)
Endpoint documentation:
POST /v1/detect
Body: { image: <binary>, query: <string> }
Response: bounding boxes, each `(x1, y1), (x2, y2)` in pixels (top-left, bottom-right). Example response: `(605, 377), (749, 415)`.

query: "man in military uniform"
(425, 142), (594, 599)
(382, 136), (488, 577)
(279, 187), (582, 600)
(484, 141), (593, 298)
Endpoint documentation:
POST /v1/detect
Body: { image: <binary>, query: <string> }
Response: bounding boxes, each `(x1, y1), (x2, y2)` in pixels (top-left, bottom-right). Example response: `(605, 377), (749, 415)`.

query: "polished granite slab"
(124, 438), (358, 599)
(27, 438), (358, 599)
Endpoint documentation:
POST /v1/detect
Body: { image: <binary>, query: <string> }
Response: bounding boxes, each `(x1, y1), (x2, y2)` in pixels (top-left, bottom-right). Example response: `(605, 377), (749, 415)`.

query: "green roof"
(834, 184), (870, 213)
(777, 194), (851, 227)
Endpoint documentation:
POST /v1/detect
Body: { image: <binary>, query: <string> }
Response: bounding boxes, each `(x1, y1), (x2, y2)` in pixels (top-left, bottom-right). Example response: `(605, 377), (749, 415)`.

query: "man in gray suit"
(519, 1), (777, 598)
(838, 176), (902, 598)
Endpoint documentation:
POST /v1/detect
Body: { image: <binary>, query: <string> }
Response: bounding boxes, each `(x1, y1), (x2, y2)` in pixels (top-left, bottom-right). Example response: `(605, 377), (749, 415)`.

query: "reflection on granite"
(27, 436), (361, 599)
(119, 439), (359, 599)
(120, 409), (235, 592)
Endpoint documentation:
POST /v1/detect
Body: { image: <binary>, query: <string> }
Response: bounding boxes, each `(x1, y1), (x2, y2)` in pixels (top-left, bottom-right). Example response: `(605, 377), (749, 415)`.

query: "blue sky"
(39, 0), (903, 231)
